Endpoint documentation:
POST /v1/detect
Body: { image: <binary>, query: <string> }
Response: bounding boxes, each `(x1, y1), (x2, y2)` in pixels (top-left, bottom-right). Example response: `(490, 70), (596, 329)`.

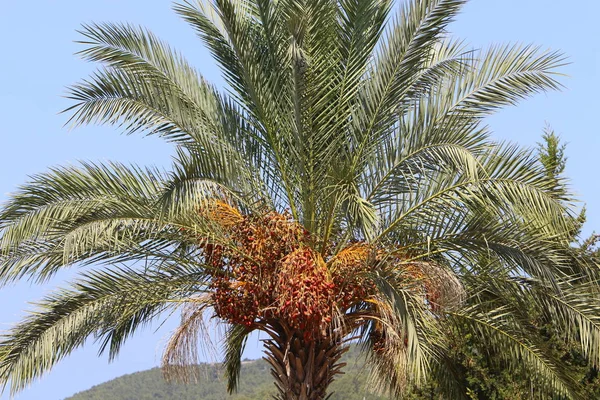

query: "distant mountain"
(66, 346), (387, 400)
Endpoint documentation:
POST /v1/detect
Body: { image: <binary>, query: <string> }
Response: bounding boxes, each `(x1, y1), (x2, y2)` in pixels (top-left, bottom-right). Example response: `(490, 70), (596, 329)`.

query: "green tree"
(537, 126), (599, 256)
(1, 1), (598, 399)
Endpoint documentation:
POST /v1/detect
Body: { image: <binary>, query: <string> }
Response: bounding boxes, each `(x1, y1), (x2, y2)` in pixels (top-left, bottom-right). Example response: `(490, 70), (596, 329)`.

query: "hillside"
(66, 347), (387, 400)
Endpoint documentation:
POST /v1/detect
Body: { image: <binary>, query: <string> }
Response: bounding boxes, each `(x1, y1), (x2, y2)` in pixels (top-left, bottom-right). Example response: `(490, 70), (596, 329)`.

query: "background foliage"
(66, 346), (386, 400)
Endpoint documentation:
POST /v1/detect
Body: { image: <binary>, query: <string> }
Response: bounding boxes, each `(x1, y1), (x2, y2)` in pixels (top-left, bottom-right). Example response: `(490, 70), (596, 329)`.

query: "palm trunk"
(263, 323), (348, 400)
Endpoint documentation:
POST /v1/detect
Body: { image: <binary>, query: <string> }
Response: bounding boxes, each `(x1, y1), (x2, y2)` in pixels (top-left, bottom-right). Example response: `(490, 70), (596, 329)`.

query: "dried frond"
(411, 260), (466, 311)
(162, 296), (213, 383)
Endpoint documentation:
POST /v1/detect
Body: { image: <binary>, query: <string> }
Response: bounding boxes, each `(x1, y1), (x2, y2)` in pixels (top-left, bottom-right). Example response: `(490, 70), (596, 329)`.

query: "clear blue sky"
(1, 1), (598, 399)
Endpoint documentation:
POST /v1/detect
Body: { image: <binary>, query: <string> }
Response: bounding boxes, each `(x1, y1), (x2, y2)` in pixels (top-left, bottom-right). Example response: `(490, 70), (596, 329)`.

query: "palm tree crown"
(1, 1), (598, 399)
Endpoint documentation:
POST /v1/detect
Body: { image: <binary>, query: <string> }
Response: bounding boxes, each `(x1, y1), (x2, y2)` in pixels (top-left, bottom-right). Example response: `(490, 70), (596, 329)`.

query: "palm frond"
(0, 266), (206, 395)
(362, 275), (444, 396)
(356, 0), (467, 149)
(449, 307), (581, 399)
(223, 324), (251, 394)
(446, 44), (566, 117)
(161, 296), (213, 384)
(67, 23), (221, 143)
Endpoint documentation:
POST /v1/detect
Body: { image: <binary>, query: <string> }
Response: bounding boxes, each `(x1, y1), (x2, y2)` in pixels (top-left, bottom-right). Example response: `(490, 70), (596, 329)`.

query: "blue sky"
(0, 1), (598, 399)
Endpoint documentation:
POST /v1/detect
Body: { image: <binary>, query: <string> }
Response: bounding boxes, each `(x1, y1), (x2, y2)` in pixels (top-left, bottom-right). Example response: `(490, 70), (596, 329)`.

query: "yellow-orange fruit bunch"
(275, 247), (336, 339)
(199, 203), (376, 338)
(329, 243), (377, 310)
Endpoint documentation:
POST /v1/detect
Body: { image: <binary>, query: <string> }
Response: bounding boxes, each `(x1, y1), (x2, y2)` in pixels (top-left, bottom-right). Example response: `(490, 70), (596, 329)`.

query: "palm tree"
(1, 0), (598, 399)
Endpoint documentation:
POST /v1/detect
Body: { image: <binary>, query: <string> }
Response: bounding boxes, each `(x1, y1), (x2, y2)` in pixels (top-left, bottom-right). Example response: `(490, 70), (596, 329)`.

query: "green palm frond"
(361, 276), (445, 396)
(0, 162), (242, 284)
(0, 266), (206, 395)
(67, 23), (220, 143)
(528, 278), (600, 366)
(0, 162), (168, 282)
(222, 324), (252, 394)
(449, 307), (581, 399)
(356, 0), (467, 147)
(444, 44), (565, 117)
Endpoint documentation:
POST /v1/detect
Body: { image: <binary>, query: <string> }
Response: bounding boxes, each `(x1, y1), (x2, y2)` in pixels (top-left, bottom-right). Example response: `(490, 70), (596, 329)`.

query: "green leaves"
(0, 162), (243, 285)
(449, 307), (580, 399)
(68, 23), (221, 142)
(222, 324), (251, 393)
(0, 266), (207, 395)
(447, 44), (566, 116)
